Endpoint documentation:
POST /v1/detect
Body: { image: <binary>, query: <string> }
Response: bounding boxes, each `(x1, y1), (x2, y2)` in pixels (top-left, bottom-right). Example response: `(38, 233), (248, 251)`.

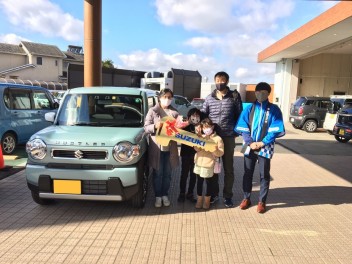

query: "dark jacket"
(180, 124), (197, 157)
(201, 88), (243, 137)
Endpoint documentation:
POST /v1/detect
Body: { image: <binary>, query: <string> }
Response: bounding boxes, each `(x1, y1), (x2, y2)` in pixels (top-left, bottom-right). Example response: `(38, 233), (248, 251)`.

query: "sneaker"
(239, 199), (251, 210)
(178, 193), (186, 202)
(155, 197), (162, 208)
(224, 198), (234, 208)
(162, 196), (170, 207)
(210, 196), (219, 204)
(257, 202), (266, 214)
(186, 193), (196, 203)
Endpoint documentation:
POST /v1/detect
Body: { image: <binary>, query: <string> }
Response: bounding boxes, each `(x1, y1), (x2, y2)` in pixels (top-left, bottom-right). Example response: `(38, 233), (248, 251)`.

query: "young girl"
(178, 108), (202, 203)
(193, 118), (224, 209)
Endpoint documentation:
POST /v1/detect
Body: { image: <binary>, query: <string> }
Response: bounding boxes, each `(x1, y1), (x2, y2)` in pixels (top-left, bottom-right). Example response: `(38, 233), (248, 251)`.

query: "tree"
(102, 59), (114, 69)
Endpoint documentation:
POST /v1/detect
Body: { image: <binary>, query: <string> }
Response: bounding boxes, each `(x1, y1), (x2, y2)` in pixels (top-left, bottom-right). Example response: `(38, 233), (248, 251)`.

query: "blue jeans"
(153, 151), (172, 197)
(243, 151), (271, 203)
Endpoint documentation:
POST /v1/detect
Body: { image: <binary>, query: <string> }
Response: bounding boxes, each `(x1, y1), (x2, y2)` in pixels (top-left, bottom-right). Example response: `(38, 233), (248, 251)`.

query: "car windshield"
(56, 93), (144, 127)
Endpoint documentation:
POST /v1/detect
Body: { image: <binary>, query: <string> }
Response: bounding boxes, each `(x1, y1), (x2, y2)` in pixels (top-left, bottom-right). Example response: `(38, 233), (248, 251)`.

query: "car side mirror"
(45, 112), (56, 122)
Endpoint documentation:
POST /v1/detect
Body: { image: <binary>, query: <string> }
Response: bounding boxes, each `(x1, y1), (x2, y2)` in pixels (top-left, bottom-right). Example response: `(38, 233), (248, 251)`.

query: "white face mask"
(160, 98), (172, 107)
(255, 91), (269, 102)
(203, 127), (213, 136)
(190, 115), (200, 125)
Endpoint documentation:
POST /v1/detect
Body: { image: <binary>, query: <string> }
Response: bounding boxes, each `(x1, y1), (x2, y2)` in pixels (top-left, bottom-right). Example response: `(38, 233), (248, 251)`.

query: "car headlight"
(26, 139), (47, 160)
(113, 142), (140, 163)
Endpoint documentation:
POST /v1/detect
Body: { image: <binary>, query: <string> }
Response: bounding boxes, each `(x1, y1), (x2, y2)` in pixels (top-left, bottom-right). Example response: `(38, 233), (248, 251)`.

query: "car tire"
(31, 190), (54, 205)
(130, 157), (149, 208)
(1, 132), (17, 155)
(303, 120), (317, 132)
(292, 124), (301, 129)
(334, 135), (350, 143)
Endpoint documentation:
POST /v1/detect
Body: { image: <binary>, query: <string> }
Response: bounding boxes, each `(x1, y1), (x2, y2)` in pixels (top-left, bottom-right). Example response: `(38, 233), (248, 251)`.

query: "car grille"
(51, 149), (108, 160)
(46, 163), (114, 170)
(82, 180), (107, 195)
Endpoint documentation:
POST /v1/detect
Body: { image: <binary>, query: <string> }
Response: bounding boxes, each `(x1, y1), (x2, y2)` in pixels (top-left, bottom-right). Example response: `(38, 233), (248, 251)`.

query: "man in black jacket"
(201, 71), (243, 208)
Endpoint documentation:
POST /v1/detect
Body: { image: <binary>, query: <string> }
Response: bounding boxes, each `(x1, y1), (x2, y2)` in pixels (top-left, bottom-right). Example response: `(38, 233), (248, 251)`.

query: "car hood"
(30, 126), (146, 147)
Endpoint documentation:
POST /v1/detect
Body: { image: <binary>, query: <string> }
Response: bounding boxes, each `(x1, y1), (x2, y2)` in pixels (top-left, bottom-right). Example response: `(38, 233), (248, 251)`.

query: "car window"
(33, 91), (51, 109)
(57, 93), (144, 127)
(11, 89), (31, 110)
(293, 97), (307, 106)
(174, 96), (189, 106)
(320, 100), (332, 109)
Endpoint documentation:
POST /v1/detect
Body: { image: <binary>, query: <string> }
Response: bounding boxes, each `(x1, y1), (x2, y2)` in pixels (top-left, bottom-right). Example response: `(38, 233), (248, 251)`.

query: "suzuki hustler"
(26, 87), (153, 208)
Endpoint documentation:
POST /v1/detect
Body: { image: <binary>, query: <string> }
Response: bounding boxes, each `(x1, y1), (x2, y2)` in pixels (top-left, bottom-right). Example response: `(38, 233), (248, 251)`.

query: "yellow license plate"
(339, 129), (345, 135)
(54, 180), (81, 194)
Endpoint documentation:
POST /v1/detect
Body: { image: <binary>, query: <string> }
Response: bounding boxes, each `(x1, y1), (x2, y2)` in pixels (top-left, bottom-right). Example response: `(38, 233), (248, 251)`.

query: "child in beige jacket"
(194, 118), (224, 209)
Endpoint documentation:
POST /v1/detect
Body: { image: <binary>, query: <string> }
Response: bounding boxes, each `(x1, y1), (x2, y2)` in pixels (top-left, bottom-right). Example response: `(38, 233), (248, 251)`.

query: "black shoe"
(224, 198), (234, 208)
(177, 193), (185, 202)
(210, 196), (219, 204)
(186, 193), (196, 203)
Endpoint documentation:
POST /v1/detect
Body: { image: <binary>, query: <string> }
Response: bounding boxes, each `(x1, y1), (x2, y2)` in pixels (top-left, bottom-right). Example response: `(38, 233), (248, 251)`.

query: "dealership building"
(259, 1), (352, 120)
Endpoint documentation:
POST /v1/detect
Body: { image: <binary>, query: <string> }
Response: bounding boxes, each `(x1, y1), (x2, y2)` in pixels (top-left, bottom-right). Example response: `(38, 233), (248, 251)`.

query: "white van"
(324, 95), (352, 132)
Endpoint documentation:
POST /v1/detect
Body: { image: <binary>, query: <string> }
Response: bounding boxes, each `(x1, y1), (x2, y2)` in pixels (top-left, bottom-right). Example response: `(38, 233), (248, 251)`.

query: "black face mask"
(216, 83), (227, 91)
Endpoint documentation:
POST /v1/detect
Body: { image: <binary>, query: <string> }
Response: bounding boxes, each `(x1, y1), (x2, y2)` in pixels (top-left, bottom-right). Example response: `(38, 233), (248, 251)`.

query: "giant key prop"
(155, 116), (216, 152)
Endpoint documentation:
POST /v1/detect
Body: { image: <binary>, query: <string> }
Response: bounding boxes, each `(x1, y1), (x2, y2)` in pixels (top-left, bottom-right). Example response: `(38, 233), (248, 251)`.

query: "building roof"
(258, 2), (352, 63)
(64, 51), (84, 63)
(20, 41), (66, 58)
(0, 43), (26, 55)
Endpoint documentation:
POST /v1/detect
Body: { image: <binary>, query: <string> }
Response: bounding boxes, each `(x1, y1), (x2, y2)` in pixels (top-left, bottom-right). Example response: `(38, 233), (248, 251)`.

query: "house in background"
(0, 42), (83, 90)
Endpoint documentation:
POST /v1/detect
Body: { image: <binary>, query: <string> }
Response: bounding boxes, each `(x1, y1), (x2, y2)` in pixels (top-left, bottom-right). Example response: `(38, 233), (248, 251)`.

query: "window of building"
(55, 60), (58, 66)
(37, 57), (43, 65)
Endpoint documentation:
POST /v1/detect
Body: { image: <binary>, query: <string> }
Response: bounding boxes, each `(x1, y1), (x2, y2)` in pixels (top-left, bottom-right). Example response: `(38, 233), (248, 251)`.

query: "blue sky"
(0, 0), (338, 84)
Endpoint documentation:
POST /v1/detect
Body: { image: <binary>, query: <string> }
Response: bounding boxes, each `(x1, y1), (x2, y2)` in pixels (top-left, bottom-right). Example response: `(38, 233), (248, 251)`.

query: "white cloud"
(117, 48), (221, 81)
(0, 0), (83, 42)
(155, 0), (237, 34)
(0, 33), (30, 44)
(155, 0), (295, 35)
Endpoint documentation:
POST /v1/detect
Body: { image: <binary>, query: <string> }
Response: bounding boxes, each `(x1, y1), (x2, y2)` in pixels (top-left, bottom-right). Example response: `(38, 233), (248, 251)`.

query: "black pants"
(196, 175), (217, 197)
(213, 136), (235, 199)
(179, 155), (196, 194)
(243, 151), (271, 203)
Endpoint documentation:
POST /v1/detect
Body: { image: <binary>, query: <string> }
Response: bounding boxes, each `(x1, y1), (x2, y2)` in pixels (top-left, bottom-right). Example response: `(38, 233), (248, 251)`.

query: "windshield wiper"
(73, 122), (99, 126)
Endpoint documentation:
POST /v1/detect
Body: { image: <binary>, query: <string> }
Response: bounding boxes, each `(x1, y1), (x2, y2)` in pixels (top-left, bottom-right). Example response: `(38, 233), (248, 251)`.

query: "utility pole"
(84, 0), (102, 87)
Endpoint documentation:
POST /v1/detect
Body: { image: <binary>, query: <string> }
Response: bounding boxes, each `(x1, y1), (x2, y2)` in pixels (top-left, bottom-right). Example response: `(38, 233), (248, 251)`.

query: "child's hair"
(200, 118), (214, 127)
(187, 108), (201, 118)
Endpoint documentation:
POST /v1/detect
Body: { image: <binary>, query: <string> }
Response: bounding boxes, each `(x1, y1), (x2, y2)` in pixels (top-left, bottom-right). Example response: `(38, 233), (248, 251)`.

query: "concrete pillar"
(84, 0), (102, 87)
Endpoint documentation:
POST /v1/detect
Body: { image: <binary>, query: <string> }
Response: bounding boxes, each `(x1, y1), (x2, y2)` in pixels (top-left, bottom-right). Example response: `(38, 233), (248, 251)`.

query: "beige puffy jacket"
(194, 133), (224, 168)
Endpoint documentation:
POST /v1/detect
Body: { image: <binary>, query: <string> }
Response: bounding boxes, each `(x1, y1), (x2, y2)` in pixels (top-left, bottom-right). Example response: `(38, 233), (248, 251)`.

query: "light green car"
(26, 87), (155, 208)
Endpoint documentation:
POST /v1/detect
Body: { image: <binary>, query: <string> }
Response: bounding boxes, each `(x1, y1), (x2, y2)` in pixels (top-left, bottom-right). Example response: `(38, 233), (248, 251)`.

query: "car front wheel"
(130, 157), (149, 208)
(334, 135), (350, 143)
(303, 120), (317, 133)
(1, 132), (17, 155)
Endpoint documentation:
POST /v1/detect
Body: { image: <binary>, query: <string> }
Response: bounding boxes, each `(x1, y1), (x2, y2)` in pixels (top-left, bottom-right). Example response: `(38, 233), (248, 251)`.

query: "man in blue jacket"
(201, 71), (243, 208)
(235, 82), (285, 213)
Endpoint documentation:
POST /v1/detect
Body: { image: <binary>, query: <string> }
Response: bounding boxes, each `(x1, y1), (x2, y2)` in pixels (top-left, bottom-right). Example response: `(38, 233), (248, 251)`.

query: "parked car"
(26, 87), (153, 208)
(289, 96), (332, 132)
(0, 83), (59, 154)
(330, 104), (352, 143)
(49, 90), (66, 104)
(190, 98), (205, 109)
(323, 95), (352, 133)
(172, 95), (195, 116)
